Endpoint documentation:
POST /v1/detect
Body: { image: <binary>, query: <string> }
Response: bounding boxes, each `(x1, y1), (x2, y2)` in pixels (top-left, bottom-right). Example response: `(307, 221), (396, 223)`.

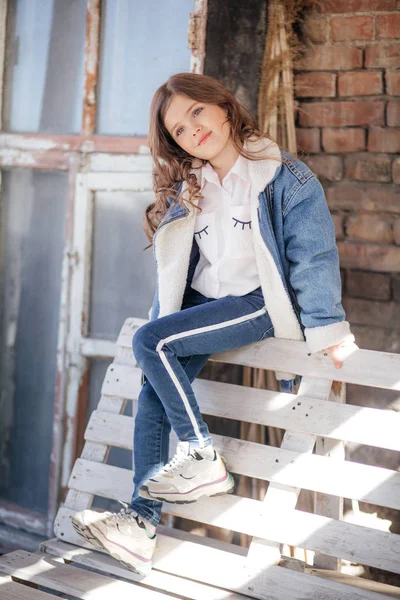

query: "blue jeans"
(129, 286), (274, 526)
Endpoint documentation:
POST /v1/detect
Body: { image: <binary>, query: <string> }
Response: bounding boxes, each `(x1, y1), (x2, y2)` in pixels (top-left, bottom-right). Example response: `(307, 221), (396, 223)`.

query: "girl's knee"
(132, 321), (158, 360)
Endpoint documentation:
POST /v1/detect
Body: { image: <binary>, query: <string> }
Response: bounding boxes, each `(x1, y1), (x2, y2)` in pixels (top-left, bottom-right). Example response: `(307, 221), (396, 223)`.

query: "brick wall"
(295, 0), (400, 357)
(294, 3), (400, 549)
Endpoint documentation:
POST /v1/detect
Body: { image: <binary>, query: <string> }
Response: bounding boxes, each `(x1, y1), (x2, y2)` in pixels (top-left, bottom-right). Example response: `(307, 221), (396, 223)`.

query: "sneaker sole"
(71, 517), (151, 576)
(139, 472), (235, 504)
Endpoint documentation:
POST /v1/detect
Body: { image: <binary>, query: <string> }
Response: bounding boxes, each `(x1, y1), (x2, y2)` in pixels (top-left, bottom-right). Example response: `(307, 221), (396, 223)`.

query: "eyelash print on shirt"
(176, 107), (203, 137)
(194, 225), (209, 240)
(232, 218), (252, 230)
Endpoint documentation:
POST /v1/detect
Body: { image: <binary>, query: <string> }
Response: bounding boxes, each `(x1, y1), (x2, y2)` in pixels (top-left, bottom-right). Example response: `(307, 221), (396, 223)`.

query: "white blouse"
(191, 153), (261, 299)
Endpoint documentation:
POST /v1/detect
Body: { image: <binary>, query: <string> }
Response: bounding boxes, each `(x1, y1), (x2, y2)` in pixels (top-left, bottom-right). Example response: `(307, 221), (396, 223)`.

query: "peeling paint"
(83, 0), (100, 135)
(0, 134), (67, 151)
(0, 148), (70, 170)
(190, 0), (208, 74)
(46, 156), (79, 537)
(0, 134), (149, 162)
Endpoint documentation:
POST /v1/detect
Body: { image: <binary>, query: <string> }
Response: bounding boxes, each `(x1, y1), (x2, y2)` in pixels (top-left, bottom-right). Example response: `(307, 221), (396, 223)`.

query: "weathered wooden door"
(0, 0), (207, 547)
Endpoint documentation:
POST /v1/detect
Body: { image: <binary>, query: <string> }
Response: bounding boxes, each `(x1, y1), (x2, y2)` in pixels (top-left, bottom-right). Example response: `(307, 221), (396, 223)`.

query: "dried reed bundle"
(258, 0), (313, 153)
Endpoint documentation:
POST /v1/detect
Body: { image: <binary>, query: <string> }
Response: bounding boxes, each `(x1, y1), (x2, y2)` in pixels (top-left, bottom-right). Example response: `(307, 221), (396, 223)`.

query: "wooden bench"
(1, 316), (400, 599)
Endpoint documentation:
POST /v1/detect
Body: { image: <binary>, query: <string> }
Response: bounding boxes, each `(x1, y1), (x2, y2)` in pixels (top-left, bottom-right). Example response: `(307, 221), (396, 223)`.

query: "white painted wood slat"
(0, 575), (61, 600)
(314, 380), (346, 570)
(0, 551), (176, 600)
(0, 547), (247, 600)
(100, 364), (400, 451)
(247, 377), (333, 565)
(46, 524), (394, 600)
(85, 411), (400, 510)
(63, 395), (126, 512)
(63, 462), (400, 573)
(118, 317), (400, 391)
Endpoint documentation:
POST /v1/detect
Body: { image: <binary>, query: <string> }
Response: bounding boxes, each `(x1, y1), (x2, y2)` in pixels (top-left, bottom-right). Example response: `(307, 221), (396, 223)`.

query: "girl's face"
(163, 94), (233, 161)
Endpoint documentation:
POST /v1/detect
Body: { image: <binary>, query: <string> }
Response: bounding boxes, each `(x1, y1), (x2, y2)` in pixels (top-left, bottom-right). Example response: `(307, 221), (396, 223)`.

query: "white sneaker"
(72, 501), (156, 576)
(139, 441), (235, 504)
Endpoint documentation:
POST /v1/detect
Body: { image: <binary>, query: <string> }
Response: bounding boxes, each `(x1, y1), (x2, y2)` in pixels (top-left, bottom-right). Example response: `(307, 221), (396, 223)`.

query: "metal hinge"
(188, 13), (201, 49)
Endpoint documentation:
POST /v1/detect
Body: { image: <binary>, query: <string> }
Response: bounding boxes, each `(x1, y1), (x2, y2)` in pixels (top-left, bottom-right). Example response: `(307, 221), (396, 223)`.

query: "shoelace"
(162, 449), (195, 474)
(105, 500), (142, 523)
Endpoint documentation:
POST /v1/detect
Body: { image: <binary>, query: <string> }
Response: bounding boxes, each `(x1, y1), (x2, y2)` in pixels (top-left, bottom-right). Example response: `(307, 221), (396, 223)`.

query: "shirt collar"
(201, 153), (248, 189)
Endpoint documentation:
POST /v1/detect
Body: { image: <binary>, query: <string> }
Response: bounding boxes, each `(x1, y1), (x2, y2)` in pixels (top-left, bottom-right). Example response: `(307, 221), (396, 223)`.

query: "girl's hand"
(323, 338), (359, 369)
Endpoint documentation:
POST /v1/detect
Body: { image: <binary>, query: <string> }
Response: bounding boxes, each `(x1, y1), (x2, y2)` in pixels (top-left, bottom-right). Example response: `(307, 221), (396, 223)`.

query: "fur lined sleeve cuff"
(305, 320), (355, 354)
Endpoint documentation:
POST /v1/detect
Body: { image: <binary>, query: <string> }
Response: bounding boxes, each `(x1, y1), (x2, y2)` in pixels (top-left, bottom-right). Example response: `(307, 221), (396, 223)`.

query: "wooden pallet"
(1, 316), (399, 599)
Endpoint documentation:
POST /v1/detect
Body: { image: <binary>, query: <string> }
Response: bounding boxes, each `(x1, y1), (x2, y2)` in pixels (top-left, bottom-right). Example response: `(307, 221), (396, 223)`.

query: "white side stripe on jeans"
(155, 306), (267, 447)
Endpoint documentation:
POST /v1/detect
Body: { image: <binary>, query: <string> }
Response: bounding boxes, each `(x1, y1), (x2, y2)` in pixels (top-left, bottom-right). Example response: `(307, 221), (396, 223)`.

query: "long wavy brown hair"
(145, 72), (273, 244)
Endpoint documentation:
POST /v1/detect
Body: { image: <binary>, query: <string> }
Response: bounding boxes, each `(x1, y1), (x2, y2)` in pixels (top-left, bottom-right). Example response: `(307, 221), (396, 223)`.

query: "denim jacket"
(148, 139), (354, 392)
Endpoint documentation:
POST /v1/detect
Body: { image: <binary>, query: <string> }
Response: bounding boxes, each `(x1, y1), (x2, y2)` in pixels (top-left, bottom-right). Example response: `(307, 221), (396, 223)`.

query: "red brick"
(386, 71), (400, 95)
(350, 324), (400, 352)
(299, 101), (384, 127)
(338, 242), (400, 272)
(338, 72), (383, 97)
(317, 0), (396, 11)
(326, 185), (400, 213)
(303, 155), (343, 181)
(296, 128), (321, 153)
(322, 128), (365, 152)
(377, 13), (400, 39)
(368, 127), (400, 153)
(345, 214), (393, 243)
(343, 297), (400, 329)
(345, 154), (391, 181)
(295, 73), (336, 98)
(347, 270), (391, 300)
(332, 213), (344, 239)
(393, 158), (400, 183)
(365, 43), (400, 68)
(331, 15), (375, 41)
(387, 101), (400, 126)
(394, 218), (400, 244)
(301, 17), (328, 43)
(296, 45), (362, 71)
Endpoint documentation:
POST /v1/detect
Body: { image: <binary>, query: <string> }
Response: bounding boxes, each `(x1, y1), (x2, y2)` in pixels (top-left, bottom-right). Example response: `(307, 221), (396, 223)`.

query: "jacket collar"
(245, 137), (281, 196)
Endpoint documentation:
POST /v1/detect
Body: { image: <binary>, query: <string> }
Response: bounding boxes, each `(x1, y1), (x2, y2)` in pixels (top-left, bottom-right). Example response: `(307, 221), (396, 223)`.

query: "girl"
(73, 73), (357, 575)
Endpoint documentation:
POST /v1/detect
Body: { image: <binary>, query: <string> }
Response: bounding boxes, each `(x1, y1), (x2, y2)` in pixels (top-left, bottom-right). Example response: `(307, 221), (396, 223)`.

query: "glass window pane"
(4, 0), (86, 133)
(89, 191), (156, 340)
(97, 0), (193, 135)
(0, 170), (68, 513)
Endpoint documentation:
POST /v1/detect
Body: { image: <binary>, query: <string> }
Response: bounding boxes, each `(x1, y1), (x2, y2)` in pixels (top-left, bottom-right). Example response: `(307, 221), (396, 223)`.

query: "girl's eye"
(232, 218), (252, 230)
(176, 108), (203, 137)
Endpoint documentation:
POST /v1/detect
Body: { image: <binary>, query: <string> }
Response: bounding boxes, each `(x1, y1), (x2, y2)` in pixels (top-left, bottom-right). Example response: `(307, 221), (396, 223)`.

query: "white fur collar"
(245, 137), (282, 196)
